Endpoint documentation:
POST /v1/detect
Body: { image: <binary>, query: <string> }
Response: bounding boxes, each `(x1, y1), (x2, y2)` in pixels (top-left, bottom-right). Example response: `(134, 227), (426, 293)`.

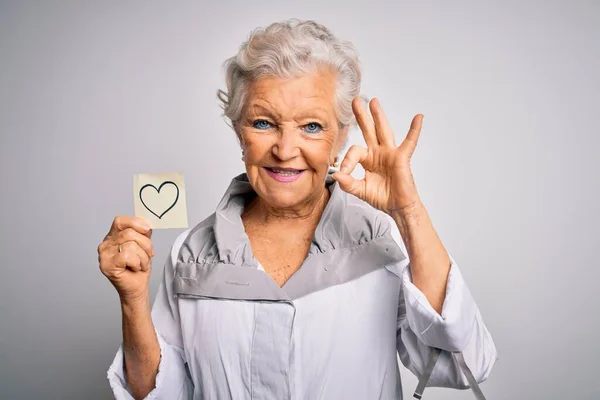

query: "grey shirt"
(108, 173), (497, 399)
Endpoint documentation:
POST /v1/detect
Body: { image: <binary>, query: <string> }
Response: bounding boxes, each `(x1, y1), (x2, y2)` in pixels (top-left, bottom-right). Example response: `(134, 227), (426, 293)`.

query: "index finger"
(110, 216), (152, 236)
(340, 145), (370, 175)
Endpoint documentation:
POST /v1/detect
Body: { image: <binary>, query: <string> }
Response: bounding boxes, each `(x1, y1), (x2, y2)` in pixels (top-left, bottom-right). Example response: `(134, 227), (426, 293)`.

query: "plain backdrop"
(1, 1), (599, 399)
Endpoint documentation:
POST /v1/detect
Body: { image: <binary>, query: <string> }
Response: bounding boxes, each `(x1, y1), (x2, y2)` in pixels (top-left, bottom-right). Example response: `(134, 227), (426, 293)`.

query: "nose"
(272, 129), (300, 161)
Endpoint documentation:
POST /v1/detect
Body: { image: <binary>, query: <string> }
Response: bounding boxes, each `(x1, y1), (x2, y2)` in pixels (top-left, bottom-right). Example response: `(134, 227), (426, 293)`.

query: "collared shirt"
(107, 174), (497, 399)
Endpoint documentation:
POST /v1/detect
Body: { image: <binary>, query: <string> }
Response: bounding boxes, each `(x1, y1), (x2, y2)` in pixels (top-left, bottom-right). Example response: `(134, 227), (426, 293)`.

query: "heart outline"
(139, 181), (179, 219)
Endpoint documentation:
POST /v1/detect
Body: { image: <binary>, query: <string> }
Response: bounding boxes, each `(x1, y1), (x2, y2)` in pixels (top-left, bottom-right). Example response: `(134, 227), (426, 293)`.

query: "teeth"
(271, 168), (299, 176)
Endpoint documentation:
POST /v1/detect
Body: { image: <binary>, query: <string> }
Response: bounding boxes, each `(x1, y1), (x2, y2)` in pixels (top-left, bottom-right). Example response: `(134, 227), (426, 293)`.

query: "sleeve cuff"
(402, 253), (478, 352)
(106, 331), (179, 400)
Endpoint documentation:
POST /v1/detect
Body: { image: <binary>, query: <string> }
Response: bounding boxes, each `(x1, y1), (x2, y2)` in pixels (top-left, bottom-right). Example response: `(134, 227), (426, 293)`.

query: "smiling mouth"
(265, 167), (305, 176)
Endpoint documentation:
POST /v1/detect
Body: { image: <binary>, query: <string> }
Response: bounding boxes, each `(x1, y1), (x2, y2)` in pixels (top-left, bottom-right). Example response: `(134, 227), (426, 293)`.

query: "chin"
(260, 187), (311, 209)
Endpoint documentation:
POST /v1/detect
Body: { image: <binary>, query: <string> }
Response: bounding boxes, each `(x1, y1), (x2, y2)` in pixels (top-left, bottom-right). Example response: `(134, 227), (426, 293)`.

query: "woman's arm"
(121, 296), (160, 399)
(391, 200), (450, 314)
(388, 218), (497, 390)
(333, 96), (497, 391)
(107, 229), (194, 400)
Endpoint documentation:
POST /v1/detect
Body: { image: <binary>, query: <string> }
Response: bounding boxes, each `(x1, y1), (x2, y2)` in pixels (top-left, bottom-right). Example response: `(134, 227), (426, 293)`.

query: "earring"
(328, 156), (339, 174)
(241, 149), (245, 161)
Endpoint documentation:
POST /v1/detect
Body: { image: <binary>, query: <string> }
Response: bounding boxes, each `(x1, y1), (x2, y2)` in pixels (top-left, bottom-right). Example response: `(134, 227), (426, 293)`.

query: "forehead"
(245, 68), (337, 119)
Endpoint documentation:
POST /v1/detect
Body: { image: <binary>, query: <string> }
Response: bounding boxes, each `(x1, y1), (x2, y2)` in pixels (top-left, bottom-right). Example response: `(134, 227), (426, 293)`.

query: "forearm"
(391, 200), (451, 314)
(121, 295), (160, 400)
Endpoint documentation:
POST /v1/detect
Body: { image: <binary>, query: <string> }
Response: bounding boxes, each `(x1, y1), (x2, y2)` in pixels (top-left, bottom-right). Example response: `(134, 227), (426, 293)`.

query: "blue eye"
(304, 122), (323, 134)
(253, 119), (272, 130)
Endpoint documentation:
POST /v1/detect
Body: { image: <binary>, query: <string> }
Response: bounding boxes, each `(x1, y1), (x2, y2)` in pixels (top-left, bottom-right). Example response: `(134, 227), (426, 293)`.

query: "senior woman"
(99, 19), (497, 400)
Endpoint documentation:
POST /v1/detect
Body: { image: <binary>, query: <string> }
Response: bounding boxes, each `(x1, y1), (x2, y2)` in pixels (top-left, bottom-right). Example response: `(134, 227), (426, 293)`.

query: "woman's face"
(238, 68), (347, 211)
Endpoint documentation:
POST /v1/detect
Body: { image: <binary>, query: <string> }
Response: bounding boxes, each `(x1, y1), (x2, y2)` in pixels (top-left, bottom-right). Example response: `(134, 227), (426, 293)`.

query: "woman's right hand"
(98, 216), (155, 303)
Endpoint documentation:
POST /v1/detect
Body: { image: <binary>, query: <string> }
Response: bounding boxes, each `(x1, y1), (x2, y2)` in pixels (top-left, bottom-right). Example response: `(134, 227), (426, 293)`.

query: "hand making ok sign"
(333, 97), (424, 216)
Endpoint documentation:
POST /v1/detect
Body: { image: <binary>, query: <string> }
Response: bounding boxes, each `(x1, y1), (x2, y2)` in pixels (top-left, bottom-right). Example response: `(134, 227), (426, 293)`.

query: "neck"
(244, 185), (330, 227)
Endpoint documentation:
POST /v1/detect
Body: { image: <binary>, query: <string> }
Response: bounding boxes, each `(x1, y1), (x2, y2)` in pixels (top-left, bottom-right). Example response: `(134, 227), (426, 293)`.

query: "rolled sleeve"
(107, 330), (191, 400)
(398, 253), (498, 388)
(402, 253), (478, 352)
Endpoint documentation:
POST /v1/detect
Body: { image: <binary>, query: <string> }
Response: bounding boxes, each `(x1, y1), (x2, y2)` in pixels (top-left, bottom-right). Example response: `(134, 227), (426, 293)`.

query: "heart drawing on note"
(139, 181), (179, 219)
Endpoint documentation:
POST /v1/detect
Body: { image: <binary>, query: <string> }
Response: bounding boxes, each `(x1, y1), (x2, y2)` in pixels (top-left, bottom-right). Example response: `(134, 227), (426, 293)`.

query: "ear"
(232, 121), (243, 145)
(330, 125), (350, 163)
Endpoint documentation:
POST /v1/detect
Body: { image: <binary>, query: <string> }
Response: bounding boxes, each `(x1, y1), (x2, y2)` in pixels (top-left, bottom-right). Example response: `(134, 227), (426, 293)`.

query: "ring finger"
(113, 241), (148, 272)
(115, 228), (154, 258)
(123, 240), (151, 271)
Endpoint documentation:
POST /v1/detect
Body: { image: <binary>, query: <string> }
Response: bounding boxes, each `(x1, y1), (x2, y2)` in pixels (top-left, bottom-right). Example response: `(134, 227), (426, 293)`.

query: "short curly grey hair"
(217, 19), (363, 130)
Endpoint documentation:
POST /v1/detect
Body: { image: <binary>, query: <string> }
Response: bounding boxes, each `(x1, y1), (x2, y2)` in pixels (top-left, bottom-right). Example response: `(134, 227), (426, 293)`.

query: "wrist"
(120, 291), (150, 311)
(390, 200), (428, 243)
(390, 199), (426, 222)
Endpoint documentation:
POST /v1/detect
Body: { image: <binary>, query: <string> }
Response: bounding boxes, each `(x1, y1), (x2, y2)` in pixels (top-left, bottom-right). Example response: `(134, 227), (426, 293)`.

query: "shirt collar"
(213, 172), (348, 266)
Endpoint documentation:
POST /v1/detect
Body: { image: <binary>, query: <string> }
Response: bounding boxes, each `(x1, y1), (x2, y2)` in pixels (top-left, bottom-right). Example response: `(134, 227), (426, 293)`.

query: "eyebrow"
(294, 108), (330, 121)
(247, 104), (281, 119)
(247, 104), (330, 121)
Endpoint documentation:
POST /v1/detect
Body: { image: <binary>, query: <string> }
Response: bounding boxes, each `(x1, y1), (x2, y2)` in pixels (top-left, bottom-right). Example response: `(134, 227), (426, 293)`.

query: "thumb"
(332, 172), (364, 198)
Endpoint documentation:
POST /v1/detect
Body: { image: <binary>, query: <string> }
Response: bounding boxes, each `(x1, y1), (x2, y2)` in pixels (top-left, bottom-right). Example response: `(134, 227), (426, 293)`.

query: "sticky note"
(133, 173), (188, 229)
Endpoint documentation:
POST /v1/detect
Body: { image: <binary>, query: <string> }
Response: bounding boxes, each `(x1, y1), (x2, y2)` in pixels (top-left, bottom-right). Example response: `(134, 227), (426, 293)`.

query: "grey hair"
(217, 19), (366, 131)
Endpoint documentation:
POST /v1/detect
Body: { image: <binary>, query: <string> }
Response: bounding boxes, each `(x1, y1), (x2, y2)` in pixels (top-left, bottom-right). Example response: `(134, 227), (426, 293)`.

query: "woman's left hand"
(332, 97), (423, 216)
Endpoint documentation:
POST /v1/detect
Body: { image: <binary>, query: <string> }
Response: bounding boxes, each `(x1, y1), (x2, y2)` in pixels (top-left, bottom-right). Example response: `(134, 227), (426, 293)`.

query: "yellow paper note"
(133, 173), (188, 229)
